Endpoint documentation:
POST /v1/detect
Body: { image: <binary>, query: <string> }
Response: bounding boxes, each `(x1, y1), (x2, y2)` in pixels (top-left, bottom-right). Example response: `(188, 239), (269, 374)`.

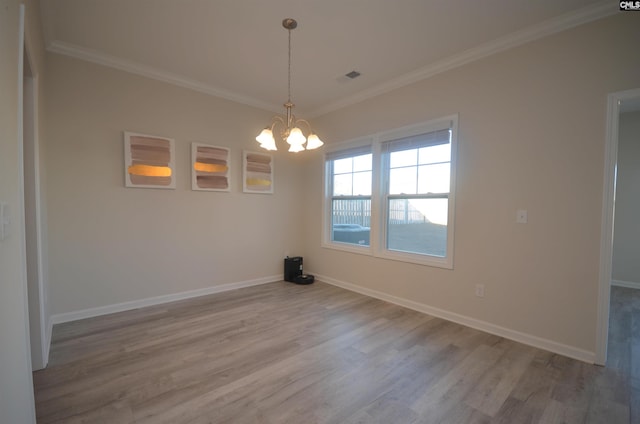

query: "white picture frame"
(124, 131), (176, 189)
(191, 143), (231, 192)
(243, 150), (274, 194)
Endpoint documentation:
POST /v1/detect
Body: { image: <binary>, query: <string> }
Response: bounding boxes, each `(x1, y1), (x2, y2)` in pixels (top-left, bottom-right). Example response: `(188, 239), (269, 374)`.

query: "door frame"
(19, 3), (48, 370)
(595, 87), (640, 365)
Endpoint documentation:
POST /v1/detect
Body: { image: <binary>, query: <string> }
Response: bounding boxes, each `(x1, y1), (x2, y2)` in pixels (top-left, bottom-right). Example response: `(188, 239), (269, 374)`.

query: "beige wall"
(303, 14), (640, 356)
(0, 0), (45, 421)
(45, 54), (306, 315)
(613, 111), (640, 284)
(37, 8), (640, 360)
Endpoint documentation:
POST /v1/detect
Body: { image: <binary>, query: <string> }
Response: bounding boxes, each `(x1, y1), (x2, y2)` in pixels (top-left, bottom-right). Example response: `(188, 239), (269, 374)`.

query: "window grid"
(328, 153), (373, 247)
(383, 135), (451, 258)
(323, 116), (457, 269)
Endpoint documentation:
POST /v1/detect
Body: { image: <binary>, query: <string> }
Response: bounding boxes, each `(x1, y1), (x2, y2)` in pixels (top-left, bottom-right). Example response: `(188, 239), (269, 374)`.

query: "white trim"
(322, 116), (458, 270)
(309, 2), (616, 117)
(23, 70), (47, 370)
(322, 136), (374, 251)
(323, 136), (374, 156)
(611, 280), (640, 290)
(45, 316), (53, 365)
(50, 275), (280, 325)
(376, 118), (454, 144)
(313, 273), (596, 364)
(17, 5), (37, 421)
(43, 4), (614, 117)
(46, 41), (280, 113)
(595, 94), (618, 365)
(31, 75), (49, 368)
(321, 241), (373, 256)
(376, 115), (457, 270)
(22, 29), (48, 368)
(596, 88), (640, 366)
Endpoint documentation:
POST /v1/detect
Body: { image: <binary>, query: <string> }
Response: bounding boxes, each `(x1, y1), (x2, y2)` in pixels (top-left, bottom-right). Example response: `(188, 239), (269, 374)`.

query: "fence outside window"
(332, 198), (428, 227)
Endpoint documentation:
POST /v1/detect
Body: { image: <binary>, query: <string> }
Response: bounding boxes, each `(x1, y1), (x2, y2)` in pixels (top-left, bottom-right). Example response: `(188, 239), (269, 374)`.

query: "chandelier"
(256, 18), (324, 153)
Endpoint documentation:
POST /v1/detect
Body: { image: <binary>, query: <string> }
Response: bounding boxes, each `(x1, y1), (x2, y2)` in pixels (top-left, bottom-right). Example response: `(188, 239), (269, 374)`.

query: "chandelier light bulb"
(256, 128), (274, 145)
(256, 128), (277, 151)
(262, 138), (278, 151)
(288, 143), (305, 153)
(286, 127), (306, 146)
(305, 133), (324, 150)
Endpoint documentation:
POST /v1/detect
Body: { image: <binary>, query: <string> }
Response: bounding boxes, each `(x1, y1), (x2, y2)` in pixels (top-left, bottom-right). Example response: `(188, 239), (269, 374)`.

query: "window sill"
(321, 241), (373, 257)
(374, 249), (453, 270)
(321, 241), (453, 269)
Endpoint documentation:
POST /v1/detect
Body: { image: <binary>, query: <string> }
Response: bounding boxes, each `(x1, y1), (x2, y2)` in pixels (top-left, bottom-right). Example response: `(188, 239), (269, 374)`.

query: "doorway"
(596, 88), (640, 366)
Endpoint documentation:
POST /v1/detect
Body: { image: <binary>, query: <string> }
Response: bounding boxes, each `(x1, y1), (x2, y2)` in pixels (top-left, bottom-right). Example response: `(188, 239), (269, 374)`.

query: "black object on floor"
(284, 256), (303, 282)
(284, 256), (314, 284)
(294, 274), (315, 285)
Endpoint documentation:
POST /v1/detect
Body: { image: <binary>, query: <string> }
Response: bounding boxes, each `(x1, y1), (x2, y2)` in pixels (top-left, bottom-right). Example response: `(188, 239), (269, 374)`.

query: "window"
(326, 145), (372, 248)
(382, 128), (451, 258)
(323, 116), (457, 268)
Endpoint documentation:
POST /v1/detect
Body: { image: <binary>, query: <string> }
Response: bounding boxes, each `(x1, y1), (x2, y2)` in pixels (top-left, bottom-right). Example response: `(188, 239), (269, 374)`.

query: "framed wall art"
(243, 150), (273, 194)
(124, 131), (176, 189)
(191, 143), (231, 191)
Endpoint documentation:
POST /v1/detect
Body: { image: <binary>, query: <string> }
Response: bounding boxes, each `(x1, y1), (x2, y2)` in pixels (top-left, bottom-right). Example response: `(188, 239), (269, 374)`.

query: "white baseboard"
(44, 316), (53, 366)
(311, 272), (595, 364)
(611, 279), (640, 290)
(46, 273), (597, 363)
(50, 275), (281, 325)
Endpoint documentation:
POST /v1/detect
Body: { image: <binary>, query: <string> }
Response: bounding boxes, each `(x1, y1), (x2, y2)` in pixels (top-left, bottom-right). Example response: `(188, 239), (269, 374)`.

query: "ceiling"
(39, 0), (613, 116)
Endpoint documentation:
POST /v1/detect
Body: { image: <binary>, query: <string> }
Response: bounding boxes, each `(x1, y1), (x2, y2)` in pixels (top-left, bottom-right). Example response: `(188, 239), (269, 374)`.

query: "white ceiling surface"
(39, 0), (613, 116)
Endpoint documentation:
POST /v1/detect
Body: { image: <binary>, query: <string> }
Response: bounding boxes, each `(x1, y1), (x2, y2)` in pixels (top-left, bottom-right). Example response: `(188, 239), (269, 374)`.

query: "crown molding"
(46, 40), (282, 113)
(309, 1), (617, 117)
(44, 2), (615, 118)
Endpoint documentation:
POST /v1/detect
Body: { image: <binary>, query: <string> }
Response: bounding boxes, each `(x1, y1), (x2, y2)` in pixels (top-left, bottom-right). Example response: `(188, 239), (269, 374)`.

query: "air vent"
(345, 70), (361, 79)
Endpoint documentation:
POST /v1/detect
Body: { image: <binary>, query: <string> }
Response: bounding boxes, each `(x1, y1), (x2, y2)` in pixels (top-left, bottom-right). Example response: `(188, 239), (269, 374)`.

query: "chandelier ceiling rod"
(255, 18), (324, 153)
(286, 18), (293, 104)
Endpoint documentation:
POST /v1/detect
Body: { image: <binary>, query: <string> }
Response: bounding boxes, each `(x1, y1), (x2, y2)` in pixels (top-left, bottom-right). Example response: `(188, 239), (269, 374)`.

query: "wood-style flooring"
(607, 286), (640, 423)
(33, 282), (637, 423)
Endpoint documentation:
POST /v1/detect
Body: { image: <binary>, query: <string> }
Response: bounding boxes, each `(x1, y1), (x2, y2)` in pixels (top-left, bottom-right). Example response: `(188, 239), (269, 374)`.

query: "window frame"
(377, 118), (456, 268)
(322, 138), (375, 255)
(322, 115), (458, 269)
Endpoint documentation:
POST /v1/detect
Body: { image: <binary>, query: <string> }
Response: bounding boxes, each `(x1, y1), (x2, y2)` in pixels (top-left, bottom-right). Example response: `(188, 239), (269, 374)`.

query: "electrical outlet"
(475, 284), (485, 298)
